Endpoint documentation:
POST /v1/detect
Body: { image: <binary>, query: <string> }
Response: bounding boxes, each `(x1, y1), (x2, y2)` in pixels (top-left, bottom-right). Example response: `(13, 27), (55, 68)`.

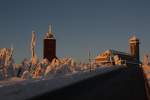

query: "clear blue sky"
(0, 0), (150, 63)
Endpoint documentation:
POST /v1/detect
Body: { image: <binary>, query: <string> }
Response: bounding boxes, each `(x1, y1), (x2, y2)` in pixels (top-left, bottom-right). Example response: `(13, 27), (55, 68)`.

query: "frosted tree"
(143, 54), (149, 66)
(0, 48), (14, 79)
(17, 58), (31, 77)
(31, 31), (37, 65)
(21, 70), (31, 79)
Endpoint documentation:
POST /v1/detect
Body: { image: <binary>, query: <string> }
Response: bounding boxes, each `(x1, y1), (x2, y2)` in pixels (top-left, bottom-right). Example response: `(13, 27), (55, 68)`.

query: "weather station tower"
(129, 35), (140, 63)
(43, 24), (56, 62)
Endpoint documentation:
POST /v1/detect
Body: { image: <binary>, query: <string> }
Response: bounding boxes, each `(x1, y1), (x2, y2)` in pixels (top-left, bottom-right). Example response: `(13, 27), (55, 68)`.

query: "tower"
(129, 35), (140, 62)
(43, 24), (56, 62)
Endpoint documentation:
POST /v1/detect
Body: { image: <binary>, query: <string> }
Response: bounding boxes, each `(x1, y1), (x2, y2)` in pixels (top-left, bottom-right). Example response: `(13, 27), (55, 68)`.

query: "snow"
(0, 50), (126, 100)
(0, 65), (125, 100)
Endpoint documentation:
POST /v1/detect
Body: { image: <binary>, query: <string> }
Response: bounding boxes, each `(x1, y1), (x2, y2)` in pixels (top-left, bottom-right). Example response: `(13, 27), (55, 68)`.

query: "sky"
(0, 0), (150, 63)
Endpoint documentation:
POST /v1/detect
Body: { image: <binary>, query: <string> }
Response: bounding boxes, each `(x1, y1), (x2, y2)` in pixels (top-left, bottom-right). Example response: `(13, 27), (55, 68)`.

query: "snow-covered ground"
(0, 52), (126, 100)
(0, 65), (125, 100)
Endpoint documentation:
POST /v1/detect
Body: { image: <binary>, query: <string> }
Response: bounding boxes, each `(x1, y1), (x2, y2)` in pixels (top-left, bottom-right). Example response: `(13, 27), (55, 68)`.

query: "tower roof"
(129, 35), (139, 41)
(45, 24), (55, 39)
(129, 35), (140, 44)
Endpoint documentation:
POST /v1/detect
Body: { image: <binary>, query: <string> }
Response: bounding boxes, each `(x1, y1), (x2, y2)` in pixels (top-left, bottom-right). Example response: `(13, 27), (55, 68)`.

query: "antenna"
(89, 51), (92, 72)
(48, 24), (52, 34)
(89, 51), (91, 63)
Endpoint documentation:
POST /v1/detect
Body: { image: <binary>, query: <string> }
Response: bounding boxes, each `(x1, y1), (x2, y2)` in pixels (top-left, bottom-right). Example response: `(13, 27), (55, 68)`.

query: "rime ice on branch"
(31, 31), (37, 65)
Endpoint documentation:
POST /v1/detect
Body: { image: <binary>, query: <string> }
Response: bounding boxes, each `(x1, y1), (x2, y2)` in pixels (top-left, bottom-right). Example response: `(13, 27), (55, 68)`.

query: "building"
(95, 49), (136, 65)
(43, 25), (56, 62)
(129, 35), (140, 63)
(95, 35), (140, 65)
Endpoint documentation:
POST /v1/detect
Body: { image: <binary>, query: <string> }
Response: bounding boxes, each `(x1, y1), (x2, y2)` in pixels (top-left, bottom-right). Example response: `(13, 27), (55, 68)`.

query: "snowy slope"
(0, 65), (125, 100)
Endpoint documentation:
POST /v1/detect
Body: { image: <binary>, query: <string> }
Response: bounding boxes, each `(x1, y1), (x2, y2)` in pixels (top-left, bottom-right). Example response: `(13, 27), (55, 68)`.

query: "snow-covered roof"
(45, 24), (55, 39)
(108, 49), (130, 56)
(129, 35), (139, 41)
(95, 49), (131, 59)
(45, 32), (55, 39)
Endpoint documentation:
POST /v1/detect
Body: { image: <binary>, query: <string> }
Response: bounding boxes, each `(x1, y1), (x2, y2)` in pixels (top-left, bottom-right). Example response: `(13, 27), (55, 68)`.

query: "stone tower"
(43, 24), (56, 62)
(129, 35), (140, 62)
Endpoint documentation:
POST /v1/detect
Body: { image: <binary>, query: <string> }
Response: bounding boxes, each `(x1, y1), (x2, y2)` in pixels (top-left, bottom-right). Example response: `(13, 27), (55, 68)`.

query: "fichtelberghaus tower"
(129, 35), (140, 63)
(43, 24), (56, 62)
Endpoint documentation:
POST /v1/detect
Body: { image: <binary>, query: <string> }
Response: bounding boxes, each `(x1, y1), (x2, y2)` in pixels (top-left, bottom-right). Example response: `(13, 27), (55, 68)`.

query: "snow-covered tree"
(143, 54), (149, 66)
(0, 48), (15, 79)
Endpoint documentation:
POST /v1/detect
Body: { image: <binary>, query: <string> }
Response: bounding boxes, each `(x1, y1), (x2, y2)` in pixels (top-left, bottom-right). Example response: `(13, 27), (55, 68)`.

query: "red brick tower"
(43, 24), (56, 62)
